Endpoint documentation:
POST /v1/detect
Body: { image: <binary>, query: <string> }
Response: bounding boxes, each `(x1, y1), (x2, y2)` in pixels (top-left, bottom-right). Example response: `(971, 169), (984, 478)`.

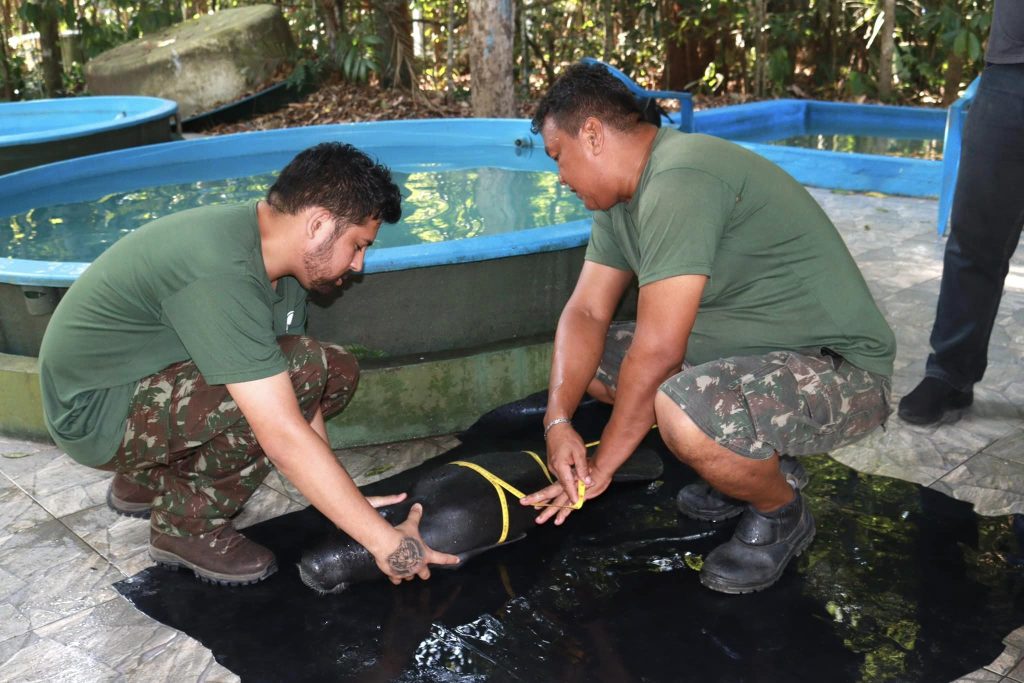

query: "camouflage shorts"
(597, 321), (892, 459)
(105, 335), (358, 536)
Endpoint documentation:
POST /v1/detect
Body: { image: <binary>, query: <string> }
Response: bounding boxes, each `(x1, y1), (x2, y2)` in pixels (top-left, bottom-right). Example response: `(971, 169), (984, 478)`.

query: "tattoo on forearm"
(388, 537), (424, 575)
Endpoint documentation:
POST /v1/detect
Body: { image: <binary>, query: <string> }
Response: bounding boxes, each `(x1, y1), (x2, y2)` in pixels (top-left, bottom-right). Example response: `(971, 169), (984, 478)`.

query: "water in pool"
(0, 167), (588, 262)
(768, 132), (943, 159)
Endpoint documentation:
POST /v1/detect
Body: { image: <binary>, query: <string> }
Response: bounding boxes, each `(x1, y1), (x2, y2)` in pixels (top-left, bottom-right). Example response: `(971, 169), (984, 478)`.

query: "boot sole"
(898, 404), (971, 426)
(106, 487), (152, 520)
(151, 546), (278, 586)
(699, 524), (816, 594)
(898, 393), (973, 426)
(679, 504), (745, 523)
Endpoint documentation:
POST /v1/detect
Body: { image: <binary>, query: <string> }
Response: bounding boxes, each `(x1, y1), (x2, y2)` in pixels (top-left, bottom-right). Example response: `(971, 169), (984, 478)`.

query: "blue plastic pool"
(0, 119), (602, 447)
(0, 108), (952, 445)
(0, 95), (179, 175)
(0, 119), (588, 287)
(693, 99), (946, 198)
(0, 106), (948, 288)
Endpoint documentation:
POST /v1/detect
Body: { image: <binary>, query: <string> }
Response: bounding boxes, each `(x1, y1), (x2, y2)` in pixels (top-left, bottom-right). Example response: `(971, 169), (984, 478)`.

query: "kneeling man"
(521, 64), (894, 593)
(39, 143), (458, 586)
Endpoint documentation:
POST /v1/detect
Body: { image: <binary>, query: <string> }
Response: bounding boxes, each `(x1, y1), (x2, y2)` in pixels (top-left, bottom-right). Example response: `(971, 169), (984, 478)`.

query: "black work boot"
(676, 456), (809, 522)
(106, 474), (158, 519)
(150, 524), (277, 586)
(897, 376), (973, 425)
(700, 489), (815, 594)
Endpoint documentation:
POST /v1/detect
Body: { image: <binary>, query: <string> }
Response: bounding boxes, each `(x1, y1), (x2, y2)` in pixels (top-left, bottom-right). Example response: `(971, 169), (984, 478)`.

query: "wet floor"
(116, 425), (1024, 683)
(5, 187), (1024, 681)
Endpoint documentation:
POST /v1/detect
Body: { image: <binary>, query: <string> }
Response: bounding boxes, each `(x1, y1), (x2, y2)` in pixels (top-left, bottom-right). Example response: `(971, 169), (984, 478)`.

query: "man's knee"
(319, 342), (360, 417)
(587, 377), (615, 404)
(278, 336), (337, 409)
(653, 390), (715, 466)
(322, 342), (360, 385)
(278, 335), (360, 388)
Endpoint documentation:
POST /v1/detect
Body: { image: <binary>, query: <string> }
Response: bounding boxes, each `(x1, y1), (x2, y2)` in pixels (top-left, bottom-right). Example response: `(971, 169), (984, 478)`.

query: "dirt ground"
(199, 77), (750, 135)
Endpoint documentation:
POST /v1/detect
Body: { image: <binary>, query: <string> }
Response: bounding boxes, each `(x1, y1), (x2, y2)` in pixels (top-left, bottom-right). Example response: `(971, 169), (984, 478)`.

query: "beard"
(303, 241), (341, 294)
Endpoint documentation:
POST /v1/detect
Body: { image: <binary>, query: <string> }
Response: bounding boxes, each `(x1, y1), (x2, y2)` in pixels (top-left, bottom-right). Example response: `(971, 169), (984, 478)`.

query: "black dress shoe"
(897, 376), (973, 425)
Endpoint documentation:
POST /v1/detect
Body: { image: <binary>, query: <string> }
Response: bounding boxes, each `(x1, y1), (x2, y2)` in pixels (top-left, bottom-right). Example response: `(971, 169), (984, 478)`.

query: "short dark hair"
(531, 63), (645, 136)
(268, 142), (402, 226)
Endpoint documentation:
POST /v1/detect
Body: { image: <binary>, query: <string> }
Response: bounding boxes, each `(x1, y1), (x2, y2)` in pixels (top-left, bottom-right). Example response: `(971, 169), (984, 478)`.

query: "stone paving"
(2, 187), (1024, 682)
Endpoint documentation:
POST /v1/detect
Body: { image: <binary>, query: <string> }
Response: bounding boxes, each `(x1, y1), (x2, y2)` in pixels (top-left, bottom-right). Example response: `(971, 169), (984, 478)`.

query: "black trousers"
(927, 62), (1024, 390)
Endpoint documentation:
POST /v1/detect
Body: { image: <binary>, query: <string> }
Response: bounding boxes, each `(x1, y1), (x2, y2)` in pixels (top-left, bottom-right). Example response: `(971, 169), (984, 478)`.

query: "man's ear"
(580, 117), (605, 155)
(305, 207), (332, 241)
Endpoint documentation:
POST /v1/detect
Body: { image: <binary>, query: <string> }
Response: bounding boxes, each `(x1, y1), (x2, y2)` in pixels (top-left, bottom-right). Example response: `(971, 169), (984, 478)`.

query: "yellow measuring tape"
(450, 450), (587, 544)
(448, 427), (656, 544)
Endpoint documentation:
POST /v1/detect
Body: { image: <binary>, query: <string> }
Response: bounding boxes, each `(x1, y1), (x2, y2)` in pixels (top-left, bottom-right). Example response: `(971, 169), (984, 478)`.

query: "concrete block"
(85, 5), (295, 119)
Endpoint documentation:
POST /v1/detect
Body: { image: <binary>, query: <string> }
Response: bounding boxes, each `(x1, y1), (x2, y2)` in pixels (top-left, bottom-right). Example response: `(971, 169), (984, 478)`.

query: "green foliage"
(0, 50), (27, 100)
(0, 0), (998, 104)
(60, 58), (84, 93)
(129, 1), (182, 36)
(284, 55), (325, 93)
(697, 61), (725, 94)
(335, 32), (381, 84)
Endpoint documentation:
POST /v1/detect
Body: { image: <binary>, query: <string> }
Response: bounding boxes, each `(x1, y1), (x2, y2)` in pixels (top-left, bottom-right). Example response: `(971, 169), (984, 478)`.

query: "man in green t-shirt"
(520, 63), (894, 593)
(39, 142), (459, 586)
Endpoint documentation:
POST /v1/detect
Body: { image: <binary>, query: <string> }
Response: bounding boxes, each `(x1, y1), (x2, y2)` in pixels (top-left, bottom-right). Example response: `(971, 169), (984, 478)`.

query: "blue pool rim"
(0, 96), (178, 147)
(0, 104), (948, 288)
(0, 119), (590, 287)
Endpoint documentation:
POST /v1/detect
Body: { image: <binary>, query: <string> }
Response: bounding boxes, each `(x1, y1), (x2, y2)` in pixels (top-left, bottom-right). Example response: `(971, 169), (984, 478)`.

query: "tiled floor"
(2, 188), (1024, 682)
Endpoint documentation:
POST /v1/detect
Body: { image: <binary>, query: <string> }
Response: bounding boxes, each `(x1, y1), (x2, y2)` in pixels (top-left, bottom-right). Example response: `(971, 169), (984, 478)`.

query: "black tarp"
(116, 407), (1024, 682)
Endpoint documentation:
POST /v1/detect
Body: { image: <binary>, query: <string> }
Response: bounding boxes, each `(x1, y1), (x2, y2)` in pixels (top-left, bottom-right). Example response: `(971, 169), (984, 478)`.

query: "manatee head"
(297, 532), (381, 595)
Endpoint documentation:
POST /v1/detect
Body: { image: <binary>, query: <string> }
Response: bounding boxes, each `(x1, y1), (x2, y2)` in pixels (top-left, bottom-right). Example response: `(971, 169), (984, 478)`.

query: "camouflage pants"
(597, 321), (891, 459)
(102, 335), (358, 536)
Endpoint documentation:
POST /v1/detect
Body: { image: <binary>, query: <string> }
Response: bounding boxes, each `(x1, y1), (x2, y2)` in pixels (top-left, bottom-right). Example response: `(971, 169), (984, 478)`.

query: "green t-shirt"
(38, 202), (308, 467)
(585, 128), (895, 376)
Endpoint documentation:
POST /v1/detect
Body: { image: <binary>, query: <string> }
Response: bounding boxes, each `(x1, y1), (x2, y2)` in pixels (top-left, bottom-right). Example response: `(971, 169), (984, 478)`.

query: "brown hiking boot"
(150, 525), (277, 586)
(106, 474), (158, 519)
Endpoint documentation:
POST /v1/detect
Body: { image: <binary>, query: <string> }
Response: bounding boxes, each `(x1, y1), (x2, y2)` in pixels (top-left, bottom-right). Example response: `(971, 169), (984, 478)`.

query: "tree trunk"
(469, 0), (515, 117)
(942, 53), (964, 107)
(374, 0), (416, 89)
(445, 0), (456, 101)
(316, 0), (345, 54)
(752, 0), (768, 98)
(878, 0), (895, 100)
(602, 0), (613, 61)
(662, 0), (717, 90)
(518, 0), (530, 99)
(34, 1), (64, 96)
(0, 20), (17, 100)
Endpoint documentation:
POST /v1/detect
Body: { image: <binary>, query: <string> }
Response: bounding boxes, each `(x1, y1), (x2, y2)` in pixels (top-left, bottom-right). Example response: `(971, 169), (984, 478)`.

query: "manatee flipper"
(611, 447), (664, 483)
(433, 533), (529, 570)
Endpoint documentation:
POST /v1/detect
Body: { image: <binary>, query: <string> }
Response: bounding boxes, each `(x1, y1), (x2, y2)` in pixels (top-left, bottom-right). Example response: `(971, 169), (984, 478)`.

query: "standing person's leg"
(655, 351), (890, 593)
(900, 64), (1024, 424)
(106, 335), (359, 584)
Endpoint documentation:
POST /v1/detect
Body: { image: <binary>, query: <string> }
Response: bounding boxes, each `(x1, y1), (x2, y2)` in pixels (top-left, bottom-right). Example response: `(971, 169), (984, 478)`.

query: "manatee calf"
(298, 447), (663, 594)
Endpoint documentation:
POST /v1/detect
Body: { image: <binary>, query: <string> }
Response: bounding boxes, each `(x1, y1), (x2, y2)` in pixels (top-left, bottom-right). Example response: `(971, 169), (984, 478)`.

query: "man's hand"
(544, 422), (591, 501)
(372, 503), (460, 584)
(520, 464), (613, 525)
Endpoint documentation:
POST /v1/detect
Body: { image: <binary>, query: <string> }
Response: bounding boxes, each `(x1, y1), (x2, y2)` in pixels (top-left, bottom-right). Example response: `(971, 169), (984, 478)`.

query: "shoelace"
(199, 525), (246, 553)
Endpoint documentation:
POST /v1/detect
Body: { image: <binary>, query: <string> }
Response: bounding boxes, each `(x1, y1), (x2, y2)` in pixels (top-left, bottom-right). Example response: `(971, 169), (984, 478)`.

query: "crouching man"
(39, 142), (458, 586)
(521, 64), (894, 593)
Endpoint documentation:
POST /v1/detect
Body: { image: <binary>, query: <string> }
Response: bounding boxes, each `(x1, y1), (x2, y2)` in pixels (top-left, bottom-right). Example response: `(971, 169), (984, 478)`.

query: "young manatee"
(298, 447), (663, 594)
